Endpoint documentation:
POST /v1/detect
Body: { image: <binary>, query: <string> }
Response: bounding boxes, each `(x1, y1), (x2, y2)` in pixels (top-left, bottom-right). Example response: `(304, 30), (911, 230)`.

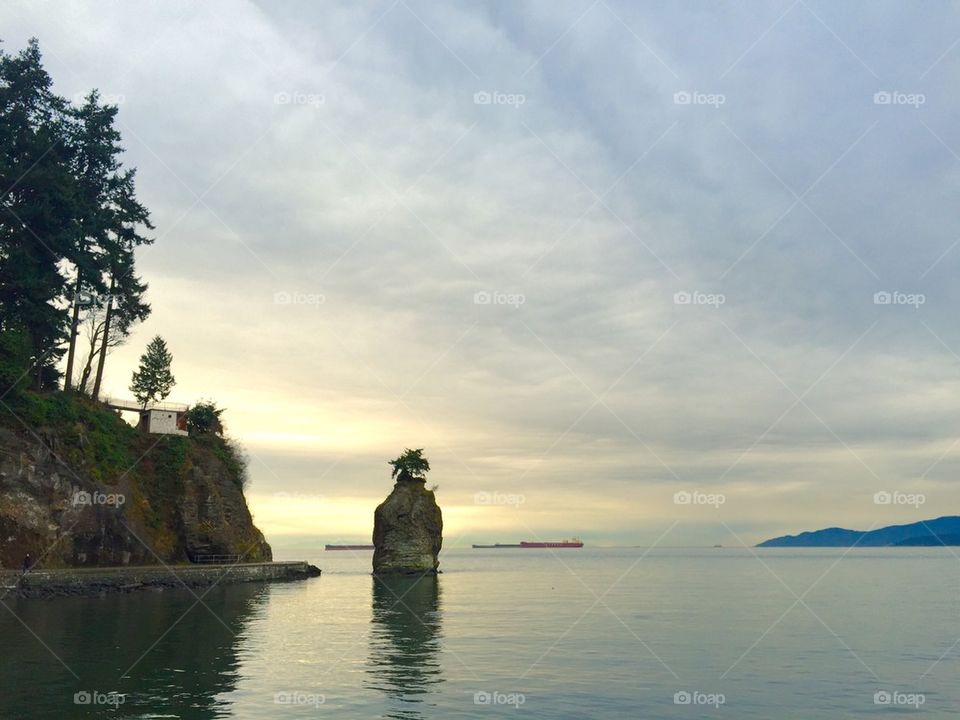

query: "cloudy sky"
(6, 1), (960, 547)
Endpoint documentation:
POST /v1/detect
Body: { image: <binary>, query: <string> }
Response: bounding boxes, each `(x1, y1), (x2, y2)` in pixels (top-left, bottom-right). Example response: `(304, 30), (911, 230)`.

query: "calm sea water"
(0, 547), (956, 718)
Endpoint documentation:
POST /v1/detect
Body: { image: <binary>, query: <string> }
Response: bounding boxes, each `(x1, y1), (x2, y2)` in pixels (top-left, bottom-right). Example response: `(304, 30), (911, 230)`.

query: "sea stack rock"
(373, 449), (442, 575)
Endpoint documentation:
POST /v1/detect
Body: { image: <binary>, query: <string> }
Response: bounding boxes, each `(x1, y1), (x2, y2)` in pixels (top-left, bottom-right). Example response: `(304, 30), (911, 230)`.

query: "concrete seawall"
(1, 561), (321, 599)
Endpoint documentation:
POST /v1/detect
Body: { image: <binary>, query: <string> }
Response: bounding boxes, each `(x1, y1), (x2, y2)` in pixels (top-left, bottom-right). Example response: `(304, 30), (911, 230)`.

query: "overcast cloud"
(5, 0), (960, 546)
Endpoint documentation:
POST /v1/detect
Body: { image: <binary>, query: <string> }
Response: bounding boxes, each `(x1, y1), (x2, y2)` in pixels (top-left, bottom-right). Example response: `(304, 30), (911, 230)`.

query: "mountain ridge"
(757, 516), (960, 547)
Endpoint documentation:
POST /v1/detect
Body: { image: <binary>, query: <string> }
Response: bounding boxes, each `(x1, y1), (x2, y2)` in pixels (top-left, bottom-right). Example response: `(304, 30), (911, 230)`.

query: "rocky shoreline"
(1, 561), (321, 600)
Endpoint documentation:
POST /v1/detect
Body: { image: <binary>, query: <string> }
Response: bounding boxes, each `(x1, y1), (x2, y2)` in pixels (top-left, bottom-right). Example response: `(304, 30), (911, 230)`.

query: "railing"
(192, 554), (242, 564)
(104, 397), (189, 413)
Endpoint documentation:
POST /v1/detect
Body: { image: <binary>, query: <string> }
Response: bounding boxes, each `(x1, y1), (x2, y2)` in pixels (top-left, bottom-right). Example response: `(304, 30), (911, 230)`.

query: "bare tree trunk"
(77, 322), (102, 394)
(78, 358), (91, 394)
(91, 274), (115, 401)
(63, 271), (82, 392)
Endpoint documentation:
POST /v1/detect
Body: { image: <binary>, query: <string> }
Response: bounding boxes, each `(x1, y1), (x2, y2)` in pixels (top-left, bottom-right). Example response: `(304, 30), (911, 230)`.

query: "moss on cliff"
(0, 391), (271, 568)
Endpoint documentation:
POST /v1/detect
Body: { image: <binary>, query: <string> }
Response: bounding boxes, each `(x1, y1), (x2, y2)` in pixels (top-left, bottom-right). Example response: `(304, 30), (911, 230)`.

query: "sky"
(4, 0), (960, 548)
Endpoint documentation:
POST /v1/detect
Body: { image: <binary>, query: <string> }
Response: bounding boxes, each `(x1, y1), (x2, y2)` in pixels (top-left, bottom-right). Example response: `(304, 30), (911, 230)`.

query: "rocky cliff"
(0, 392), (271, 568)
(372, 474), (442, 575)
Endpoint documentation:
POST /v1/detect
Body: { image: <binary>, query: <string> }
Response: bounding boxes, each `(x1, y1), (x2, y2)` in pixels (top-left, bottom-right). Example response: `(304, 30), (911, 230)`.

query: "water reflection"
(366, 575), (444, 718)
(0, 583), (268, 719)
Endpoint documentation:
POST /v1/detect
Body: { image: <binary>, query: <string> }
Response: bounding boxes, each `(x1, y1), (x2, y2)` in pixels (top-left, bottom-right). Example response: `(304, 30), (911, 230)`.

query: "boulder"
(372, 472), (442, 575)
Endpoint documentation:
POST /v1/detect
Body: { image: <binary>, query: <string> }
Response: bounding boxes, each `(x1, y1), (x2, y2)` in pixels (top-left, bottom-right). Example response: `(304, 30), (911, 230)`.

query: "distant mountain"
(757, 516), (960, 547)
(893, 533), (960, 547)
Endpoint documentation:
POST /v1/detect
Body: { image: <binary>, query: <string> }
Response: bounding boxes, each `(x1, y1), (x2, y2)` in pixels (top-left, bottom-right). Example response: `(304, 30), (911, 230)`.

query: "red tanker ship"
(520, 538), (583, 548)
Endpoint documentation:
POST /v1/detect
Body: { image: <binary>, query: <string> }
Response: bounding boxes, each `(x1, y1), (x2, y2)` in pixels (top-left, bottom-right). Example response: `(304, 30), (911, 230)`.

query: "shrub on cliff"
(185, 401), (223, 435)
(186, 402), (248, 490)
(388, 448), (430, 481)
(218, 436), (249, 491)
(3, 391), (137, 483)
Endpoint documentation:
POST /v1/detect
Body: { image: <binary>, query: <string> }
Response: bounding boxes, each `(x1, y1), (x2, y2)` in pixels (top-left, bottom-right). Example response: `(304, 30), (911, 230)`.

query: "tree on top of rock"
(130, 335), (175, 408)
(388, 448), (430, 481)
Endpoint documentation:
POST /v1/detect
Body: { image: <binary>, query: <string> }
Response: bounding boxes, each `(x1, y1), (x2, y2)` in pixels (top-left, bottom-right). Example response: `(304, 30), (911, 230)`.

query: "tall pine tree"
(0, 39), (78, 390)
(0, 40), (153, 396)
(129, 335), (175, 409)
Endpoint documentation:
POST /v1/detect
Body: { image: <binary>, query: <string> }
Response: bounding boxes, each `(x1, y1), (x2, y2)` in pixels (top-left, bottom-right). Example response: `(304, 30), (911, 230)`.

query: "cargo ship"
(472, 538), (583, 548)
(325, 544), (374, 551)
(520, 538), (583, 548)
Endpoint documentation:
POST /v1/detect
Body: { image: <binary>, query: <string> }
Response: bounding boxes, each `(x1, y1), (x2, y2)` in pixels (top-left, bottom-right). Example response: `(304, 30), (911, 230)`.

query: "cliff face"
(0, 393), (271, 568)
(372, 476), (442, 575)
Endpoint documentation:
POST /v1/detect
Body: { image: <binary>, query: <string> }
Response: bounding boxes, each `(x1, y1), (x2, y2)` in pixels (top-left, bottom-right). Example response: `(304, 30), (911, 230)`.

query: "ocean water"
(0, 547), (956, 718)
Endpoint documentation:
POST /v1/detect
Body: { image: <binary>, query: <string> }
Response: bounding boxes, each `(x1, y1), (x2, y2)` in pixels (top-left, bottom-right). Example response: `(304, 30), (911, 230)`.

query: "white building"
(105, 397), (188, 436)
(140, 408), (188, 436)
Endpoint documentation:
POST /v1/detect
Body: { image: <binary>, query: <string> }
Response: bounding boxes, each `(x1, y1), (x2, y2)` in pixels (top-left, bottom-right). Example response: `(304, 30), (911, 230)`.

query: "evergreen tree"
(0, 39), (78, 390)
(0, 40), (153, 395)
(388, 448), (430, 480)
(129, 335), (175, 408)
(68, 91), (152, 397)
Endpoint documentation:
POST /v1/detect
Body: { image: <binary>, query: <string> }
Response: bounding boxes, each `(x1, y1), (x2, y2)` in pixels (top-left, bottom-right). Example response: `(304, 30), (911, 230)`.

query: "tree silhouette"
(388, 448), (430, 481)
(129, 335), (175, 408)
